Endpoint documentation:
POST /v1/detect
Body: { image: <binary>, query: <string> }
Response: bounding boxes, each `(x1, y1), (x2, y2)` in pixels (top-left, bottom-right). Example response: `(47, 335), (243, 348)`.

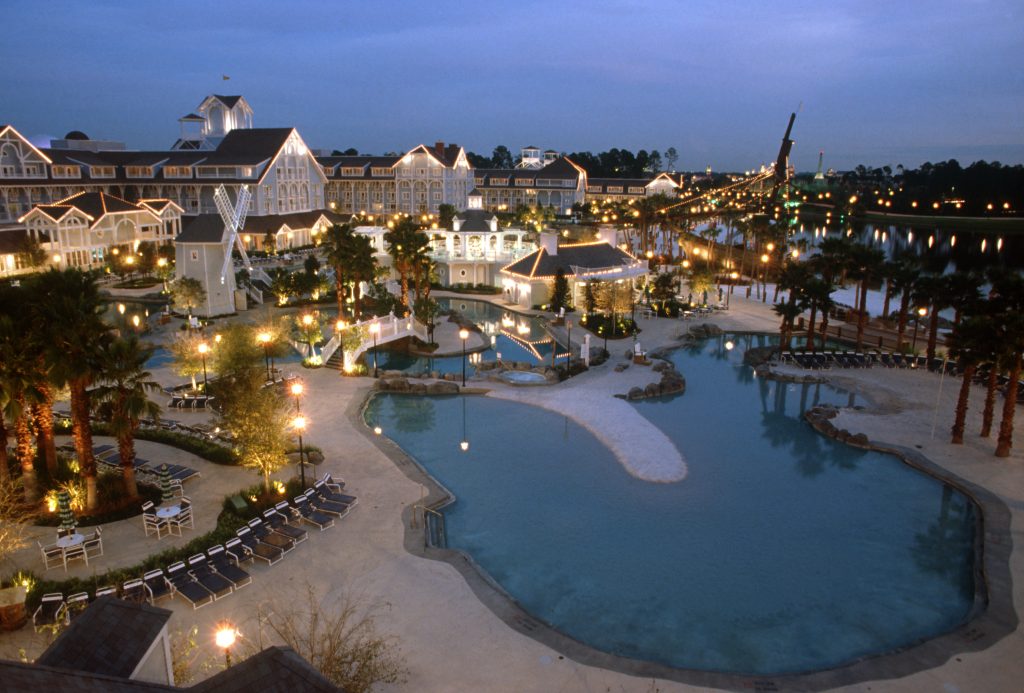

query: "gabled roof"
(179, 112), (204, 121)
(502, 241), (640, 280)
(0, 124), (53, 164)
(210, 128), (293, 166)
(211, 94), (244, 109)
(452, 208), (497, 232)
(240, 210), (347, 235)
(189, 646), (340, 693)
(176, 214), (226, 244)
(401, 143), (465, 168)
(138, 198), (183, 214)
(36, 597), (171, 680)
(24, 191), (158, 227)
(0, 660), (177, 692)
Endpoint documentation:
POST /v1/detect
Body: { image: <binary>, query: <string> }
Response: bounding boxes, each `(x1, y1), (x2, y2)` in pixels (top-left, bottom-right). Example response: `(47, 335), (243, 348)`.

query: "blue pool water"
(365, 298), (563, 374)
(365, 333), (975, 674)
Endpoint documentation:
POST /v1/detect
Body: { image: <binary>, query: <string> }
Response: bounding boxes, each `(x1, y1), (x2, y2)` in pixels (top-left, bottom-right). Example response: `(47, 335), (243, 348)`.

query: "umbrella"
(57, 490), (76, 533)
(159, 464), (174, 504)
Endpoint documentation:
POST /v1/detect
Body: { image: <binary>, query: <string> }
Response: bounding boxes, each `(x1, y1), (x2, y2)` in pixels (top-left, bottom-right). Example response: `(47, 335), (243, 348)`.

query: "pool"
(498, 370), (549, 385)
(365, 298), (565, 375)
(365, 333), (976, 674)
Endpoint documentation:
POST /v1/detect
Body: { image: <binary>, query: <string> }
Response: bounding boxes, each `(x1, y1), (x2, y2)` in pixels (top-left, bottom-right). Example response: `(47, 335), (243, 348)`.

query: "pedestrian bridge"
(320, 312), (428, 371)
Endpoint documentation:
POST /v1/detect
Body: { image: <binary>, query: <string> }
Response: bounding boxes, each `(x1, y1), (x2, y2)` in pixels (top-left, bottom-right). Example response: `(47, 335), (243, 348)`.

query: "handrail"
(411, 504), (446, 548)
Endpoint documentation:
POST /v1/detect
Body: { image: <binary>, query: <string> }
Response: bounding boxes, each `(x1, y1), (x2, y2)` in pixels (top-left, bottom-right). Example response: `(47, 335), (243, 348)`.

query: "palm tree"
(322, 223), (352, 319)
(991, 274), (1024, 457)
(773, 301), (805, 353)
(92, 336), (162, 498)
(948, 315), (993, 444)
(385, 218), (429, 311)
(945, 271), (982, 327)
(802, 277), (835, 352)
(346, 232), (377, 318)
(28, 269), (108, 510)
(848, 245), (886, 350)
(887, 258), (920, 349)
(911, 275), (946, 358)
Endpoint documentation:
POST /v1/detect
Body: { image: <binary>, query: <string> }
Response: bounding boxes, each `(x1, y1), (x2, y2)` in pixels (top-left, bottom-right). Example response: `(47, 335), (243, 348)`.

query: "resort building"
(472, 156), (589, 215)
(584, 172), (683, 203)
(19, 192), (182, 271)
(354, 190), (535, 288)
(319, 141), (473, 216)
(500, 232), (646, 308)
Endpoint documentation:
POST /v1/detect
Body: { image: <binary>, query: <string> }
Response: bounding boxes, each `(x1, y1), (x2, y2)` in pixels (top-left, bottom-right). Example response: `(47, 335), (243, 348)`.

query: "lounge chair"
(291, 496), (335, 530)
(264, 504), (308, 544)
(312, 480), (358, 507)
(94, 585), (117, 599)
(224, 537), (253, 566)
(166, 561), (213, 609)
(235, 527), (284, 566)
(246, 518), (295, 553)
(206, 545), (252, 589)
(33, 593), (68, 631)
(321, 472), (346, 490)
(83, 527), (103, 560)
(303, 488), (351, 517)
(187, 554), (234, 600)
(143, 569), (175, 603)
(122, 578), (151, 605)
(66, 592), (89, 620)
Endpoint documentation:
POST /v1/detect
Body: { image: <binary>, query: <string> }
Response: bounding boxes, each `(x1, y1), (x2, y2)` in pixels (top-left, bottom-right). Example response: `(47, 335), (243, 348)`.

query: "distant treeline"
(465, 146), (681, 178)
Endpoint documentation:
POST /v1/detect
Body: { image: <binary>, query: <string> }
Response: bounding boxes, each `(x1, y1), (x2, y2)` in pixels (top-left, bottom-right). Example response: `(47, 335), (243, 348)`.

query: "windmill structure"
(214, 184), (252, 285)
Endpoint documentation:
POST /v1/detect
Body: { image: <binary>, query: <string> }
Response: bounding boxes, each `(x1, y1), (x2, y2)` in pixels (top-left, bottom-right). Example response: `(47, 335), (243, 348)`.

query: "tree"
(0, 478), (31, 568)
(491, 145), (514, 169)
(413, 297), (439, 344)
(91, 336), (162, 497)
(263, 583), (407, 693)
(887, 258), (920, 349)
(28, 269), (108, 510)
(225, 384), (290, 490)
(948, 315), (993, 444)
(438, 203), (456, 230)
(848, 245), (885, 350)
(0, 312), (44, 503)
(665, 147), (679, 172)
(584, 280), (598, 318)
(550, 268), (570, 313)
(169, 332), (207, 391)
(991, 274), (1024, 457)
(384, 217), (428, 311)
(16, 236), (48, 268)
(170, 277), (206, 322)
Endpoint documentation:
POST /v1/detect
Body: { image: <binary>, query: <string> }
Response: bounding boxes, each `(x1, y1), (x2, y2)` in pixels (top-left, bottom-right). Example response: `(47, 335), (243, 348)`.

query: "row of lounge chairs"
(166, 393), (215, 410)
(33, 475), (358, 616)
(92, 443), (200, 484)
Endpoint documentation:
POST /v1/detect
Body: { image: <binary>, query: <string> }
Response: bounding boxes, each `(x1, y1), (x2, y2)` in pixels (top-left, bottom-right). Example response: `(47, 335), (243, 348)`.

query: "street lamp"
(293, 415), (307, 490)
(727, 271), (739, 308)
(565, 319), (573, 365)
(197, 342), (209, 394)
(911, 306), (927, 359)
(215, 624), (236, 668)
(291, 382), (303, 412)
(369, 322), (380, 377)
(459, 328), (470, 386)
(256, 331), (272, 380)
(760, 253), (770, 303)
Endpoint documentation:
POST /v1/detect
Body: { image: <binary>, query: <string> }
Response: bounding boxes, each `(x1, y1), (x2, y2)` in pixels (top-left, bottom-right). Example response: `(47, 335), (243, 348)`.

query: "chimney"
(435, 140), (445, 156)
(540, 232), (558, 256)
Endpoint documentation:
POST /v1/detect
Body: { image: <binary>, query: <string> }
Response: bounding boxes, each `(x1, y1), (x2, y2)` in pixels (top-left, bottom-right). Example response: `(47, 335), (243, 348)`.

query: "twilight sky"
(3, 0), (1021, 172)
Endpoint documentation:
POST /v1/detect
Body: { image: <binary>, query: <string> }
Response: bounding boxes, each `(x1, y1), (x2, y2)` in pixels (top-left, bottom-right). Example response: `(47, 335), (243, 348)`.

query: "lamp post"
(215, 624), (236, 668)
(335, 320), (348, 373)
(369, 321), (380, 377)
(760, 253), (770, 303)
(197, 342), (209, 394)
(565, 319), (573, 365)
(680, 258), (690, 297)
(911, 306), (927, 359)
(257, 331), (272, 382)
(727, 271), (738, 308)
(293, 415), (307, 490)
(459, 328), (469, 386)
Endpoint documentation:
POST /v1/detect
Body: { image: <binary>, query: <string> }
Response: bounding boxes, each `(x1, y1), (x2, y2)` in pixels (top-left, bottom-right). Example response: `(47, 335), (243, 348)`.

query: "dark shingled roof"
(36, 597), (171, 680)
(210, 128), (293, 165)
(502, 242), (639, 279)
(452, 208), (497, 232)
(0, 660), (178, 692)
(179, 113), (205, 121)
(33, 192), (150, 227)
(190, 646), (341, 693)
(239, 210), (347, 234)
(176, 214), (226, 244)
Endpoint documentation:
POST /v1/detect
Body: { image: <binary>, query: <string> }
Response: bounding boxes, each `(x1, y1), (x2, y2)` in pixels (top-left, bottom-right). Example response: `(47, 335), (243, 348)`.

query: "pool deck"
(2, 290), (1023, 692)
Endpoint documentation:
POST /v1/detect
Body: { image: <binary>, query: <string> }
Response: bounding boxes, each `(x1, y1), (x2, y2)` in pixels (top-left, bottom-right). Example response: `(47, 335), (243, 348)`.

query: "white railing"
(251, 266), (273, 286)
(429, 248), (532, 263)
(320, 312), (428, 370)
(247, 285), (263, 305)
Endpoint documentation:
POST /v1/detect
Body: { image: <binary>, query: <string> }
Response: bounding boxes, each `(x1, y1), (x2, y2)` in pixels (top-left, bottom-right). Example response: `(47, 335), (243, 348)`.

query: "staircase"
(321, 313), (428, 371)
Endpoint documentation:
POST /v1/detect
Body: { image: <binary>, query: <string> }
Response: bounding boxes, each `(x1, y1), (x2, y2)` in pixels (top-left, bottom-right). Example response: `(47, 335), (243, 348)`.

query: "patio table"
(55, 533), (84, 549)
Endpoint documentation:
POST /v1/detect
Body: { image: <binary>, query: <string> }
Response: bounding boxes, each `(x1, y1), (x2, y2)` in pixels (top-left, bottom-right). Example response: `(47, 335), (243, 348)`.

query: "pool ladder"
(413, 505), (447, 549)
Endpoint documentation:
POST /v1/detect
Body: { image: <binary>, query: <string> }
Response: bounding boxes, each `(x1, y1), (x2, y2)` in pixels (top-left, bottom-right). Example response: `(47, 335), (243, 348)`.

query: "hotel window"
(474, 177), (485, 185)
(371, 167), (391, 177)
(91, 166), (115, 178)
(433, 192), (441, 201)
(126, 166), (153, 178)
(190, 250), (199, 261)
(342, 167), (363, 176)
(23, 163), (44, 177)
(587, 186), (601, 193)
(515, 179), (531, 187)
(241, 167), (254, 177)
(490, 178), (507, 186)
(52, 165), (81, 178)
(322, 166), (334, 176)
(607, 186), (623, 193)
(562, 179), (576, 187)
(628, 186), (645, 194)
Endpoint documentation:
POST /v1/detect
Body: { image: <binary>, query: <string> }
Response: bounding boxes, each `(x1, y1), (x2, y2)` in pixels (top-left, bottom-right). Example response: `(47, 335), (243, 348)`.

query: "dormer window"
(90, 166), (115, 178)
(371, 167), (391, 177)
(164, 166), (192, 178)
(52, 165), (81, 179)
(341, 167), (363, 176)
(126, 166), (153, 178)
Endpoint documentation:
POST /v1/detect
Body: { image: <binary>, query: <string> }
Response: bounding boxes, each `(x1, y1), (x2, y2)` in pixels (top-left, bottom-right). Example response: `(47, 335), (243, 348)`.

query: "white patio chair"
(63, 543), (87, 569)
(143, 512), (169, 539)
(39, 541), (65, 571)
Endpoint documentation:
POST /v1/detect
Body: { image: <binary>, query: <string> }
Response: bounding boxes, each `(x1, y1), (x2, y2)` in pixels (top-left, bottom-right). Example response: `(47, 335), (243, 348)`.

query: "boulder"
(409, 382), (427, 394)
(849, 433), (870, 446)
(627, 386), (644, 400)
(427, 381), (460, 395)
(644, 383), (661, 397)
(705, 324), (724, 336)
(385, 378), (410, 392)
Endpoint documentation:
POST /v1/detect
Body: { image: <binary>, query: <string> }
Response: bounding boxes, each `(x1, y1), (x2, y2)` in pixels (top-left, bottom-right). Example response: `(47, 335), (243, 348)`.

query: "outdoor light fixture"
(369, 321), (381, 377)
(118, 303), (126, 315)
(293, 415), (307, 490)
(459, 328), (470, 386)
(215, 624), (237, 667)
(197, 342), (209, 394)
(257, 331), (273, 382)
